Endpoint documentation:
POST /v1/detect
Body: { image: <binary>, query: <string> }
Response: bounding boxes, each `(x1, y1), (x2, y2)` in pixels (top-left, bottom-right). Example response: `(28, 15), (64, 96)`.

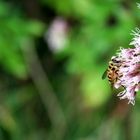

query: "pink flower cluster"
(113, 28), (140, 105)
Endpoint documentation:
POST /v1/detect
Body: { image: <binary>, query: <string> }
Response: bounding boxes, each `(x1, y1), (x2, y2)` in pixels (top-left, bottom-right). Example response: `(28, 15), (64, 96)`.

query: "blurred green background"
(0, 0), (140, 140)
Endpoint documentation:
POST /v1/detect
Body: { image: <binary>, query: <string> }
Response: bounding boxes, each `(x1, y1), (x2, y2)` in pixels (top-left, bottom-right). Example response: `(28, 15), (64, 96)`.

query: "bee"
(102, 56), (122, 86)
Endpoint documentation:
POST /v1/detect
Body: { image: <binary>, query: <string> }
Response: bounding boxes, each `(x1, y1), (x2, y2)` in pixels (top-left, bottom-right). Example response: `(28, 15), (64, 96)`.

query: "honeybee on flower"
(102, 56), (122, 87)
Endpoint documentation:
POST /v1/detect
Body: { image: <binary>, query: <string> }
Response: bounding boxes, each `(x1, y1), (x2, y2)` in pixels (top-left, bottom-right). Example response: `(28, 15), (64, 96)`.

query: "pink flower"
(110, 28), (140, 105)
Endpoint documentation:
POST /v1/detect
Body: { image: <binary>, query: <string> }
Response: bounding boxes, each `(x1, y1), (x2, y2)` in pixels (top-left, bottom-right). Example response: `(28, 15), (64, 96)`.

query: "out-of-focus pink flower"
(44, 17), (69, 53)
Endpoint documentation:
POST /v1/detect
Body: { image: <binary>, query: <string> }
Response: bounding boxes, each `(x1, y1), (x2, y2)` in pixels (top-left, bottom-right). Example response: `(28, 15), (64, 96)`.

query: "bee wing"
(102, 69), (107, 80)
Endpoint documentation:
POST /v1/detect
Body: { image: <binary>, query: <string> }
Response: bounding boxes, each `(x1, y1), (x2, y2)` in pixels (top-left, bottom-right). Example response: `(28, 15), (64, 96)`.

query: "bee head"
(111, 56), (121, 64)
